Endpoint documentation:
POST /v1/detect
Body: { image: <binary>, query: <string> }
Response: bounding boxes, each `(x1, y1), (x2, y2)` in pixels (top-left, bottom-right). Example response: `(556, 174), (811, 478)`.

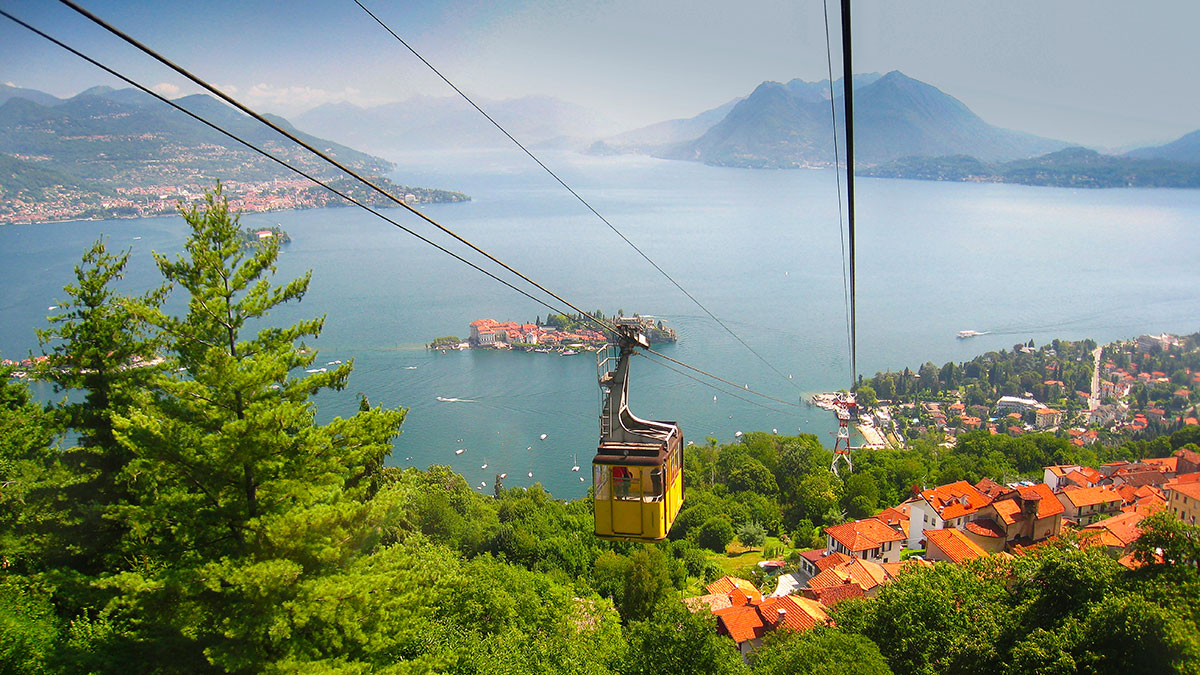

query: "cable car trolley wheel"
(592, 318), (684, 542)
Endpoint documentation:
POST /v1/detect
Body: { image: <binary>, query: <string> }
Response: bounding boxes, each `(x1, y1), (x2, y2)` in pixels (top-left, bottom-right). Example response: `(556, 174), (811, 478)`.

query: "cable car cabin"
(593, 319), (684, 542)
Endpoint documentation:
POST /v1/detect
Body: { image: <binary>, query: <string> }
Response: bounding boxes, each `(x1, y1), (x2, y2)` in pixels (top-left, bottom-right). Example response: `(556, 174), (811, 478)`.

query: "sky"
(2, 0), (1198, 149)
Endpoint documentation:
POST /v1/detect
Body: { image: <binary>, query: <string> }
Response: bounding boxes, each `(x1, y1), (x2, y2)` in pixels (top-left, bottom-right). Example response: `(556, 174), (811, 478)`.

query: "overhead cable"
(645, 347), (799, 408)
(34, 2), (796, 409)
(54, 0), (616, 340)
(353, 0), (803, 393)
(822, 0), (854, 387)
(0, 8), (577, 324)
(636, 353), (793, 414)
(840, 0), (858, 384)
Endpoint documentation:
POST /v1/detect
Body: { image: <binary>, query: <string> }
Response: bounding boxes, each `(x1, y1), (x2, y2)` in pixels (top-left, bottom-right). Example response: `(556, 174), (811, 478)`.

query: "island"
(430, 312), (676, 352)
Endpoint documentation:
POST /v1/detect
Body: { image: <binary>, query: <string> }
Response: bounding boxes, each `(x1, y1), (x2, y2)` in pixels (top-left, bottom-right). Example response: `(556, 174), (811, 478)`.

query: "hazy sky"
(2, 0), (1197, 148)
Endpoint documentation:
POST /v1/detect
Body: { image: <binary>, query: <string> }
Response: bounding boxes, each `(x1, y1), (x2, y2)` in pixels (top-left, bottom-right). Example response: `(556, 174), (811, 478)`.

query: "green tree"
(621, 598), (749, 675)
(736, 521), (767, 550)
(855, 384), (878, 408)
(35, 240), (158, 571)
(697, 516), (735, 553)
(105, 188), (406, 669)
(751, 627), (891, 674)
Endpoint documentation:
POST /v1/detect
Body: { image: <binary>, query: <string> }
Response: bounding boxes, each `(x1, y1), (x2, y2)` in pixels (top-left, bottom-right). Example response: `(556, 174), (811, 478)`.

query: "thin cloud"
(151, 82), (181, 97)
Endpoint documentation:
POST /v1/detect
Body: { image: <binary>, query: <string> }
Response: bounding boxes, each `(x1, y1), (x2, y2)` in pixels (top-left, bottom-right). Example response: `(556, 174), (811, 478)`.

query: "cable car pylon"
(830, 394), (858, 476)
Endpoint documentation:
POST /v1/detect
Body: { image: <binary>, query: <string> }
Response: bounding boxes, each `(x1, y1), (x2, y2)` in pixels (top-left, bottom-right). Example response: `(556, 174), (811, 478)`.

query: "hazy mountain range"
(0, 84), (390, 184)
(602, 71), (1069, 168)
(294, 95), (620, 155)
(5, 72), (1200, 210)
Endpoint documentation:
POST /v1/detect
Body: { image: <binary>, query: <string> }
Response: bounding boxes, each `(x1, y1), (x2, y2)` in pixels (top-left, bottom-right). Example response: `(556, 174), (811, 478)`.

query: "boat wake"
(436, 396), (477, 403)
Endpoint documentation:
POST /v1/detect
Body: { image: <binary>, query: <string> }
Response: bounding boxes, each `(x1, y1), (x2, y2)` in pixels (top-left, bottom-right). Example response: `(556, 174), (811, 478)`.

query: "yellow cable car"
(593, 318), (684, 541)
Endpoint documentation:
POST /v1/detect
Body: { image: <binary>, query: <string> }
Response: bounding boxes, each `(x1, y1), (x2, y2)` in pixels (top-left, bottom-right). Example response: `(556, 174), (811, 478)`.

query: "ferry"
(956, 330), (983, 339)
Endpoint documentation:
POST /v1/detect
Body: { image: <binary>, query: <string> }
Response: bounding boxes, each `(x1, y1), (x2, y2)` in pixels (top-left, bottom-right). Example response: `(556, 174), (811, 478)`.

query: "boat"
(455, 448), (465, 455)
(499, 472), (507, 479)
(957, 330), (983, 339)
(481, 463), (488, 469)
(527, 471), (533, 478)
(571, 454), (580, 471)
(561, 349), (579, 356)
(539, 433), (547, 440)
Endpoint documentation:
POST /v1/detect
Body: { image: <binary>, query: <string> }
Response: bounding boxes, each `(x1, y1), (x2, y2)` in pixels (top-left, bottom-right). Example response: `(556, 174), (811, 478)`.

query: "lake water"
(3, 150), (1199, 498)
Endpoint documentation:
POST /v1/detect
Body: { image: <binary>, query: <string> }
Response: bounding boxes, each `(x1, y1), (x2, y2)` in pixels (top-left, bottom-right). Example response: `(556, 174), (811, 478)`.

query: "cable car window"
(594, 465), (610, 500)
(649, 468), (664, 501)
(612, 465), (639, 501)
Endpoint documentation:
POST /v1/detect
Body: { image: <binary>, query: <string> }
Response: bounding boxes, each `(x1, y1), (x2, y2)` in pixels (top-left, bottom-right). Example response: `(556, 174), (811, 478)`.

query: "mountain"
(295, 95), (618, 155)
(1124, 129), (1200, 164)
(588, 97), (742, 155)
(863, 146), (1200, 189)
(0, 86), (391, 182)
(0, 83), (63, 108)
(0, 86), (468, 223)
(656, 71), (1068, 168)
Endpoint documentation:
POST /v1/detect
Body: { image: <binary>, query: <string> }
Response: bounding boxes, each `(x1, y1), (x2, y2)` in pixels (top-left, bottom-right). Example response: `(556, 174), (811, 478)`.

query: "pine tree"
(106, 188), (406, 668)
(35, 239), (159, 571)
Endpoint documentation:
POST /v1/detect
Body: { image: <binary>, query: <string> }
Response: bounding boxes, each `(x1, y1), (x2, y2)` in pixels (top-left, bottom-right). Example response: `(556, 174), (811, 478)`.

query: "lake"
(3, 149), (1199, 498)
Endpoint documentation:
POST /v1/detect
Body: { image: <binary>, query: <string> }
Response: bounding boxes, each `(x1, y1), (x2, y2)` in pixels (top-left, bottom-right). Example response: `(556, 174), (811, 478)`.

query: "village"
(822, 333), (1200, 453)
(684, 444), (1200, 655)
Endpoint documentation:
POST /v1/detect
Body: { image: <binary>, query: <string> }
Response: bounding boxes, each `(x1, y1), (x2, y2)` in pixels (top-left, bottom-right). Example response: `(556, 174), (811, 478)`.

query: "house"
(825, 517), (906, 564)
(1111, 467), (1168, 490)
(705, 576), (761, 603)
(924, 528), (988, 564)
(873, 506), (911, 541)
(907, 481), (992, 549)
(1056, 486), (1123, 526)
(1165, 480), (1200, 526)
(709, 593), (829, 656)
(803, 557), (890, 597)
(996, 396), (1040, 415)
(1080, 509), (1148, 554)
(793, 549), (852, 584)
(972, 483), (1064, 547)
(1177, 447), (1200, 475)
(1043, 465), (1083, 491)
(1035, 408), (1063, 429)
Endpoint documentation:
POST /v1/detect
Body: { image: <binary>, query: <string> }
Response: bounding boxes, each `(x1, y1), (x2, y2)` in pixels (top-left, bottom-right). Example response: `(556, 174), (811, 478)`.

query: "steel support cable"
(49, 0), (797, 410)
(352, 0), (803, 393)
(0, 9), (576, 325)
(635, 353), (793, 415)
(644, 347), (800, 409)
(55, 0), (616, 339)
(823, 0), (853, 387)
(840, 0), (858, 385)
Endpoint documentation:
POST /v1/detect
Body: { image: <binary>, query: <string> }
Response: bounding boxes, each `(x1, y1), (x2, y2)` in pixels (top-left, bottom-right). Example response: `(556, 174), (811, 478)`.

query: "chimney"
(776, 608), (787, 624)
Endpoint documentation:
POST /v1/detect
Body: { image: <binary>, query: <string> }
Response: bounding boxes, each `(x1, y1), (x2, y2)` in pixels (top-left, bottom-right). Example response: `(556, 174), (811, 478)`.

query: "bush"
(736, 521), (767, 550)
(697, 516), (735, 553)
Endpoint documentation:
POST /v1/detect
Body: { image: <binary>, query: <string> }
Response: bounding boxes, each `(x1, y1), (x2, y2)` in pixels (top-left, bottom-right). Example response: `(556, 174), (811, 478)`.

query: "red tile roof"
(1171, 481), (1200, 501)
(814, 551), (853, 572)
(964, 519), (1006, 538)
(925, 528), (988, 564)
(807, 558), (888, 593)
(803, 581), (865, 607)
(1059, 485), (1122, 509)
(1082, 510), (1146, 547)
(706, 576), (761, 603)
(918, 481), (992, 520)
(713, 604), (765, 644)
(825, 517), (905, 552)
(713, 593), (828, 643)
